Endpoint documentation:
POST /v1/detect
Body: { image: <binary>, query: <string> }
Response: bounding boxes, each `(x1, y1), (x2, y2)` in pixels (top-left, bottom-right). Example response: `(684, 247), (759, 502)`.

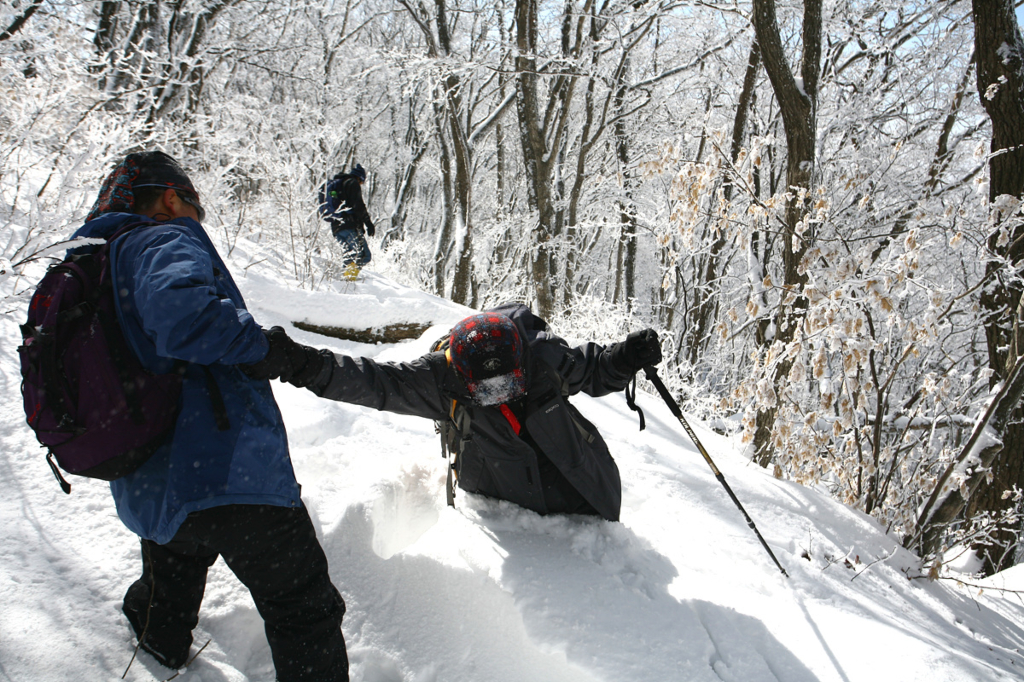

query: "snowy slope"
(1, 248), (1023, 682)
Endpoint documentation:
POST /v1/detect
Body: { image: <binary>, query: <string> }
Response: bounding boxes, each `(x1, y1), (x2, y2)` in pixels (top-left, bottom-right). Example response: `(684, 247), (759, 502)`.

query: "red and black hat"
(86, 151), (203, 222)
(449, 313), (527, 406)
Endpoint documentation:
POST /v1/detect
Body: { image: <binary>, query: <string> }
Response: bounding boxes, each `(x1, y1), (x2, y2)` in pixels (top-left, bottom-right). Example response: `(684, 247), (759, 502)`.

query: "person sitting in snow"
(317, 164), (375, 280)
(240, 303), (662, 521)
(75, 151), (349, 681)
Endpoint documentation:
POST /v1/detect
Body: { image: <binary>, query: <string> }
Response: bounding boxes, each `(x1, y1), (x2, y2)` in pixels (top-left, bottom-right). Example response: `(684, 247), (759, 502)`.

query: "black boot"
(123, 579), (192, 669)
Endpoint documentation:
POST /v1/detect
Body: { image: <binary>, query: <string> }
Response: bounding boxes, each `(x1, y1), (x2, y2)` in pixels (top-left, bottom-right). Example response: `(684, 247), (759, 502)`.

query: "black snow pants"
(122, 503), (348, 681)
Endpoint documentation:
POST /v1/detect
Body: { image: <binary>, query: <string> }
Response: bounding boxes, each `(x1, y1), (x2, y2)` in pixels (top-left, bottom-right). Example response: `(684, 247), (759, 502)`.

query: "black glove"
(611, 328), (662, 375)
(241, 327), (294, 381)
(365, 220), (375, 238)
(241, 327), (326, 387)
(287, 346), (332, 389)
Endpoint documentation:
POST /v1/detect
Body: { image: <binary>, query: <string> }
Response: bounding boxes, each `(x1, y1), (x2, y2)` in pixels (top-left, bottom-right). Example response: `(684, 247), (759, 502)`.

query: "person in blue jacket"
(74, 151), (348, 681)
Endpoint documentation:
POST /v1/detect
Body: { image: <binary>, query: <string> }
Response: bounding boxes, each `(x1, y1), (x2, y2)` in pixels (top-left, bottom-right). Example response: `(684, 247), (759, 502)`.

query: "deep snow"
(2, 245), (1023, 682)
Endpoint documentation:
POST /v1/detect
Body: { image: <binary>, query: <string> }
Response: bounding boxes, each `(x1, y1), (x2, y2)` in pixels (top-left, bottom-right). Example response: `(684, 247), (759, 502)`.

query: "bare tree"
(683, 38), (761, 369)
(749, 0), (822, 467)
(0, 0), (43, 41)
(513, 0), (573, 318)
(913, 0), (1024, 574)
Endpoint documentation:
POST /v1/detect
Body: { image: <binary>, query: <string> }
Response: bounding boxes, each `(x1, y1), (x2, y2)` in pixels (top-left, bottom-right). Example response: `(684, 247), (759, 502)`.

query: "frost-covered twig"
(909, 352), (1024, 557)
(13, 237), (106, 269)
(161, 640), (211, 681)
(941, 576), (1024, 597)
(851, 545), (897, 581)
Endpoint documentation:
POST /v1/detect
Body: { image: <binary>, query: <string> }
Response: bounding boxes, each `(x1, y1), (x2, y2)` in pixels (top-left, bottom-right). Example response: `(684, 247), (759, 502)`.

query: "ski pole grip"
(644, 366), (683, 419)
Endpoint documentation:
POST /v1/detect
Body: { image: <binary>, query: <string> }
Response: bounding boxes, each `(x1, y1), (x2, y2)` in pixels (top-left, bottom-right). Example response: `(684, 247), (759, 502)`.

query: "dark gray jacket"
(318, 174), (374, 235)
(310, 304), (632, 521)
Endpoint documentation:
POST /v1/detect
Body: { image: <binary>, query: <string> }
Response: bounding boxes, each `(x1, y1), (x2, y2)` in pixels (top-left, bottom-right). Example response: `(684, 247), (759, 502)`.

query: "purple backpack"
(18, 221), (183, 492)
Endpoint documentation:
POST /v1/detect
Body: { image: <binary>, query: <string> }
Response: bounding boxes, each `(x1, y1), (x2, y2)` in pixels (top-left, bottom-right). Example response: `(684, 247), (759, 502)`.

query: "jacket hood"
(73, 211), (140, 240)
(75, 212), (203, 238)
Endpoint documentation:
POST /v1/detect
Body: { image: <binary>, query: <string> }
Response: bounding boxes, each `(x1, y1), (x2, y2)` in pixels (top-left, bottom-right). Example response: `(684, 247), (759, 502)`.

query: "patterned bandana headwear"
(449, 313), (527, 406)
(86, 151), (202, 222)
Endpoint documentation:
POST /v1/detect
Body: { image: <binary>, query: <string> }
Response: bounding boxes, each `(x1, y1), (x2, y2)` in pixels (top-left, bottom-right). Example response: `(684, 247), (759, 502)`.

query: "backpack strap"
(430, 340), (457, 505)
(533, 359), (598, 444)
(438, 420), (455, 506)
(442, 347), (461, 507)
(95, 300), (147, 424)
(46, 452), (71, 494)
(201, 366), (231, 431)
(445, 399), (457, 507)
(499, 404), (521, 435)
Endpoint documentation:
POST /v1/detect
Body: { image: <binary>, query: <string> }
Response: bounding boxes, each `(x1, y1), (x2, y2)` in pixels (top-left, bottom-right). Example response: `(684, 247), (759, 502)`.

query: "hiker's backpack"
(318, 175), (350, 223)
(18, 221), (184, 492)
(430, 333), (464, 507)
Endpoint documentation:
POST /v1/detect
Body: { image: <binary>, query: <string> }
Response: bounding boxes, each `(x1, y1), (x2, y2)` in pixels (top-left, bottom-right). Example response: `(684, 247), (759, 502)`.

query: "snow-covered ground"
(2, 244), (1023, 682)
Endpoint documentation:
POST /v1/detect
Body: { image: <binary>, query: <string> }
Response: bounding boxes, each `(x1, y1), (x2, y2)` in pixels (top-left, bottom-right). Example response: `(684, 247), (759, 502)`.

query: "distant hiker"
(74, 151), (348, 681)
(318, 163), (375, 280)
(242, 303), (662, 521)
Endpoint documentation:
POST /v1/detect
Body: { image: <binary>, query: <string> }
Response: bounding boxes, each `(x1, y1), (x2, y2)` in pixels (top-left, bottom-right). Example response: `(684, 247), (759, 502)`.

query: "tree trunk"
(750, 0), (821, 467)
(388, 104), (427, 247)
(105, 1), (159, 100)
(614, 64), (637, 308)
(399, 0), (474, 305)
(513, 0), (585, 319)
(0, 0), (44, 41)
(432, 98), (456, 297)
(515, 0), (556, 318)
(912, 339), (1024, 564)
(564, 68), (599, 309)
(436, 0), (474, 306)
(93, 1), (121, 60)
(150, 2), (234, 123)
(967, 0), (1024, 574)
(686, 38), (761, 368)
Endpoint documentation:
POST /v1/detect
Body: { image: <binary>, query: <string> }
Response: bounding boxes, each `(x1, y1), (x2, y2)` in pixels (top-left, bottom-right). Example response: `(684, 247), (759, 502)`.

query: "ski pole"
(643, 365), (789, 578)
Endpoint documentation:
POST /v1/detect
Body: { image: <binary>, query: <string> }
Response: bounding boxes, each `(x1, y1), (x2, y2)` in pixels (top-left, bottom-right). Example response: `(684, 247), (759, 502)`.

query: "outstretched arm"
(528, 334), (628, 399)
(531, 329), (662, 399)
(241, 329), (452, 421)
(312, 351), (450, 420)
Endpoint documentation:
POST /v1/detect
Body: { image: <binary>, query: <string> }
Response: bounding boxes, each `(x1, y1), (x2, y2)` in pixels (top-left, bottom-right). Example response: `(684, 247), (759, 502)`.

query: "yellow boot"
(342, 262), (361, 281)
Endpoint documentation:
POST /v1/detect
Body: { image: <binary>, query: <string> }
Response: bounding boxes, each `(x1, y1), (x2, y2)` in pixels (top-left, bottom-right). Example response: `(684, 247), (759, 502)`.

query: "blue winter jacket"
(71, 213), (301, 544)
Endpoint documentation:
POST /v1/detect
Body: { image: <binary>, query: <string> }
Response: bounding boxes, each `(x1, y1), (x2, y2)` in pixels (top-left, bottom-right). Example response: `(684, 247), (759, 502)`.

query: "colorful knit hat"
(449, 313), (527, 406)
(86, 151), (202, 222)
